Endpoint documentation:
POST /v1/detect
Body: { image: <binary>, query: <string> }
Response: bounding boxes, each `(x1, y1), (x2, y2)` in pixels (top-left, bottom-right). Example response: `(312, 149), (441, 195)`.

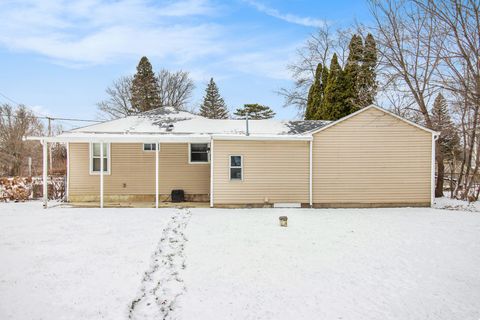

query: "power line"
(0, 90), (102, 123)
(0, 113), (102, 123)
(0, 91), (22, 106)
(0, 90), (49, 117)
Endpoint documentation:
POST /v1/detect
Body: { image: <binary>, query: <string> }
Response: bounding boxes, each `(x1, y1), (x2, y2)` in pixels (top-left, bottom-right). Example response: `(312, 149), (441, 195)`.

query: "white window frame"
(229, 155), (243, 181)
(142, 143), (157, 152)
(188, 142), (210, 164)
(89, 143), (111, 175)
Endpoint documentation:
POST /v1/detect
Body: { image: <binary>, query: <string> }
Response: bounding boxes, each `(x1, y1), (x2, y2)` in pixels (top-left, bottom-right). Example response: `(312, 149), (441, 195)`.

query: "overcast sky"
(0, 0), (371, 129)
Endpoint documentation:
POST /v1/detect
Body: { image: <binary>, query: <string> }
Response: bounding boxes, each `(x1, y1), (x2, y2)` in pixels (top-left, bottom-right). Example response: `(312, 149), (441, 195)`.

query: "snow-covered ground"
(177, 208), (480, 320)
(434, 196), (480, 212)
(0, 202), (173, 319)
(1, 203), (480, 320)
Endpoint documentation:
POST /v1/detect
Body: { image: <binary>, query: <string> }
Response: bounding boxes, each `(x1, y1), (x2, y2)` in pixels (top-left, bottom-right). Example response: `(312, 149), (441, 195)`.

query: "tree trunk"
(449, 161), (454, 198)
(435, 143), (444, 197)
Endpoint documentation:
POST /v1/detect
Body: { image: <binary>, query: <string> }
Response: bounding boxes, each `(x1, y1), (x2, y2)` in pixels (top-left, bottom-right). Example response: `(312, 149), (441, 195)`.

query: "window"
(230, 155), (243, 180)
(189, 143), (209, 163)
(90, 143), (110, 174)
(143, 143), (157, 151)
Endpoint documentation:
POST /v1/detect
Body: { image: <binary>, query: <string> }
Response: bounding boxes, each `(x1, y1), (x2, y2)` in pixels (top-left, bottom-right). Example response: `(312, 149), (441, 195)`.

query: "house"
(28, 105), (439, 208)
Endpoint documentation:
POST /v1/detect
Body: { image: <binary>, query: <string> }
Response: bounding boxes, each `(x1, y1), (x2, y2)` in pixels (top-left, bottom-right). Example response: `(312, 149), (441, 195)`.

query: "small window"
(90, 143), (110, 174)
(143, 143), (157, 151)
(189, 143), (209, 163)
(230, 155), (243, 180)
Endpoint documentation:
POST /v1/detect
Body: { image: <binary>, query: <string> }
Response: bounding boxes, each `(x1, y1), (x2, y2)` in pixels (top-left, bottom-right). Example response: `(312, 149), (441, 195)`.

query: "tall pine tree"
(312, 34), (377, 121)
(358, 33), (377, 107)
(317, 54), (353, 121)
(130, 56), (161, 113)
(234, 104), (275, 119)
(344, 34), (364, 109)
(199, 78), (229, 119)
(431, 93), (459, 197)
(305, 63), (328, 120)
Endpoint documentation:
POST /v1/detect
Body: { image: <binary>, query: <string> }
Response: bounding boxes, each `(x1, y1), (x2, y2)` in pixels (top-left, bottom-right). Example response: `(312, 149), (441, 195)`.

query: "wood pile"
(0, 176), (65, 202)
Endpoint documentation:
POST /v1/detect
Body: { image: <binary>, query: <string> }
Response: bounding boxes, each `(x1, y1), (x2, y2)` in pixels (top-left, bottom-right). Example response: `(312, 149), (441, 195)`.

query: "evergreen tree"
(305, 63), (326, 120)
(321, 64), (329, 97)
(130, 56), (161, 112)
(234, 104), (276, 119)
(431, 93), (460, 197)
(344, 34), (364, 108)
(358, 33), (377, 107)
(317, 54), (353, 121)
(199, 78), (229, 119)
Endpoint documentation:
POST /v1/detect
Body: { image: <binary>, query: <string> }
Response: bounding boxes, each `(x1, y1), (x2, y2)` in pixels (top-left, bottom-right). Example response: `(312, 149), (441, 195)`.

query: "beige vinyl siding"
(312, 107), (432, 206)
(69, 143), (209, 197)
(212, 140), (309, 204)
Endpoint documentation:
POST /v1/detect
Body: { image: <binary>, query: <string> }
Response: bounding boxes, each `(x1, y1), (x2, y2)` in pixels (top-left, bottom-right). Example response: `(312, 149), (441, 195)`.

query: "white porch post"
(155, 142), (159, 208)
(66, 142), (70, 202)
(210, 138), (214, 208)
(309, 139), (313, 207)
(42, 140), (48, 209)
(100, 142), (104, 208)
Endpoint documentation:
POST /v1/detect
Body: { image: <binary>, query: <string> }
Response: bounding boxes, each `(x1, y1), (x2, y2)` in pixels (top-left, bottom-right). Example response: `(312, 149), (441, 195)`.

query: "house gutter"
(211, 135), (313, 141)
(25, 135), (212, 143)
(26, 134), (313, 143)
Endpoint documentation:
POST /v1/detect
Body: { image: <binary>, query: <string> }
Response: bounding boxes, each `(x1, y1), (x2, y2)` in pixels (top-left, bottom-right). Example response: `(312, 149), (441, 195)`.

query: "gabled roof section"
(307, 105), (439, 135)
(70, 107), (330, 136)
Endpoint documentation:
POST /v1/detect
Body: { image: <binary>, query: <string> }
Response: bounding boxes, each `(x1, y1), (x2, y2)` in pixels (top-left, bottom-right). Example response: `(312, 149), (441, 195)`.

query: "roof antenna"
(245, 112), (250, 136)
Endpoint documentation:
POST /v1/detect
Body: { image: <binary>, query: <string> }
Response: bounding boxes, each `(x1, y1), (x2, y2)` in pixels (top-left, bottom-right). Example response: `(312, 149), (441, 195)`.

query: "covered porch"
(27, 134), (214, 209)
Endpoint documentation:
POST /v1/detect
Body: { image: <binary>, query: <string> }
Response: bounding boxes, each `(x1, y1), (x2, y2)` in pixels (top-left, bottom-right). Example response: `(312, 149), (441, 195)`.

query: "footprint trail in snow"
(129, 208), (191, 320)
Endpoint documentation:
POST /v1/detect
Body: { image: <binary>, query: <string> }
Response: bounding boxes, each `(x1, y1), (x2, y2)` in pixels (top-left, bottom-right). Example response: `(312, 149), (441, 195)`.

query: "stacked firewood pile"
(0, 176), (66, 202)
(0, 177), (32, 201)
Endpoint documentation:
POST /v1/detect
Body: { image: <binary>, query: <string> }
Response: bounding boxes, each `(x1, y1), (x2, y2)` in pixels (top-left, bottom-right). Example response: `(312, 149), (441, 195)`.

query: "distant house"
(28, 105), (439, 208)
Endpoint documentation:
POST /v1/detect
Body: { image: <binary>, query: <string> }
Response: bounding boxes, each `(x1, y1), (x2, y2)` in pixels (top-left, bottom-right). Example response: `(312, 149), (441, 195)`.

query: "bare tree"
(0, 104), (44, 176)
(50, 124), (67, 175)
(97, 76), (134, 120)
(97, 70), (195, 119)
(369, 0), (444, 127)
(369, 0), (448, 197)
(278, 25), (353, 116)
(415, 0), (480, 199)
(157, 69), (195, 111)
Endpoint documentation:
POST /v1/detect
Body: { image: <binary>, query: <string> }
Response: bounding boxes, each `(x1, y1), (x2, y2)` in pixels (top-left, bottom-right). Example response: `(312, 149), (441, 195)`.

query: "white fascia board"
(307, 105), (440, 136)
(25, 134), (212, 143)
(211, 134), (312, 141)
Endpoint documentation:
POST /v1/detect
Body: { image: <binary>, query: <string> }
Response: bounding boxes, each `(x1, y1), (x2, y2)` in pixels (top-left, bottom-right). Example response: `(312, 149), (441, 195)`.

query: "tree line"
(98, 56), (276, 120)
(0, 104), (67, 176)
(304, 34), (377, 121)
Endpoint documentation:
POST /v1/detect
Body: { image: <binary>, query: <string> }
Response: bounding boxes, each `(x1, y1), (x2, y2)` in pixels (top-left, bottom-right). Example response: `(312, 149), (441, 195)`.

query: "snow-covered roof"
(69, 107), (329, 136)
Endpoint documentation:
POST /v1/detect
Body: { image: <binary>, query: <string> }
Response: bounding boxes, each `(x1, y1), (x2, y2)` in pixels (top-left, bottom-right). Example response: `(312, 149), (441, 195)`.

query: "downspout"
(431, 133), (440, 207)
(210, 137), (214, 207)
(155, 142), (159, 209)
(309, 139), (313, 207)
(100, 142), (104, 209)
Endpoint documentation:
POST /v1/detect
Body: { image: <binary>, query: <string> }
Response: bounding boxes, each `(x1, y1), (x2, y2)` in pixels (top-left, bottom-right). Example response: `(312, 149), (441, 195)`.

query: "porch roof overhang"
(25, 133), (313, 143)
(25, 133), (213, 143)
